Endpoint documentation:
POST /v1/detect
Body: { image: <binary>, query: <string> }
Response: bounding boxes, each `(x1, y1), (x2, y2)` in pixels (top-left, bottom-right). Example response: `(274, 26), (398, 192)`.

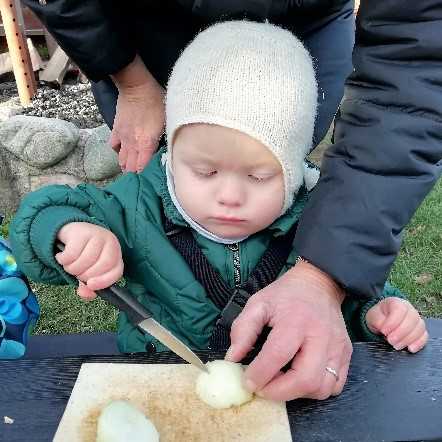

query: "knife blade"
(95, 285), (208, 373)
(55, 242), (208, 373)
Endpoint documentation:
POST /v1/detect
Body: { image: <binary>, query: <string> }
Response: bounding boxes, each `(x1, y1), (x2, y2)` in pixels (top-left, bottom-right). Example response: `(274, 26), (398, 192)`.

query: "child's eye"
(249, 174), (270, 182)
(195, 170), (217, 177)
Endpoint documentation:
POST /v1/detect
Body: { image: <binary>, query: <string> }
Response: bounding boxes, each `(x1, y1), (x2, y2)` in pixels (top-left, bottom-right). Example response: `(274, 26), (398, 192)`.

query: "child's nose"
(217, 177), (245, 207)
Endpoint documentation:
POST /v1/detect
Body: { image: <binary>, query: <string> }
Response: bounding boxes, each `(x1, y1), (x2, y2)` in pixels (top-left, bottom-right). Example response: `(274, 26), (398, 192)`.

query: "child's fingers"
(77, 281), (97, 300)
(365, 303), (387, 335)
(86, 261), (124, 291)
(380, 299), (409, 335)
(387, 309), (420, 349)
(78, 245), (121, 284)
(55, 238), (88, 267)
(62, 237), (104, 277)
(392, 318), (426, 351)
(408, 330), (429, 353)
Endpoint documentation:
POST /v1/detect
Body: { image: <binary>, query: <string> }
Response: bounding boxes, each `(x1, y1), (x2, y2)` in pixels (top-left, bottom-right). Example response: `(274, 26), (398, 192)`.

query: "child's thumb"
(55, 252), (66, 265)
(365, 303), (387, 335)
(77, 281), (97, 301)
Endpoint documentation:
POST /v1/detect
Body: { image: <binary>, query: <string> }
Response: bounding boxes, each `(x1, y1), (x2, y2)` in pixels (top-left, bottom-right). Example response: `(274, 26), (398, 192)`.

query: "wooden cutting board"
(53, 363), (291, 442)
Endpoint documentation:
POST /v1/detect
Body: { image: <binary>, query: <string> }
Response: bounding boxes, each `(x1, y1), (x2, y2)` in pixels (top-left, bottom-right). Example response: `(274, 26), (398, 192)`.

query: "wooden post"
(0, 0), (36, 105)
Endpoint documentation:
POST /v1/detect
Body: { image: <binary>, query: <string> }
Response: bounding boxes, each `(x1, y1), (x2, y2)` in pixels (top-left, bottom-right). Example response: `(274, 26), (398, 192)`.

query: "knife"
(56, 242), (208, 373)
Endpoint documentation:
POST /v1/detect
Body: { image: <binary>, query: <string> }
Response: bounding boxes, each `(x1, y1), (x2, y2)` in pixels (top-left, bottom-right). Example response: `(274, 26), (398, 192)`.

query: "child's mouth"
(212, 216), (246, 224)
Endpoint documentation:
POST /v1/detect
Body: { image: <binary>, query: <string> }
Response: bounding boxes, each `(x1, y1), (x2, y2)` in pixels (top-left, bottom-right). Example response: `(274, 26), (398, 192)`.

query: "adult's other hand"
(226, 260), (352, 402)
(110, 55), (165, 173)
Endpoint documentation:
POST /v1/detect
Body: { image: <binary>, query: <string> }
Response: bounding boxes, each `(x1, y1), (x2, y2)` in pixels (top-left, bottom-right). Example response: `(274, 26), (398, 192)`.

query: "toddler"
(10, 21), (428, 355)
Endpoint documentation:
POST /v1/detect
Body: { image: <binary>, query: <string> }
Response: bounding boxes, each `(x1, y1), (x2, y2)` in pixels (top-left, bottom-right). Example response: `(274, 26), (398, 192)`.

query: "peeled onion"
(196, 360), (253, 409)
(96, 400), (159, 442)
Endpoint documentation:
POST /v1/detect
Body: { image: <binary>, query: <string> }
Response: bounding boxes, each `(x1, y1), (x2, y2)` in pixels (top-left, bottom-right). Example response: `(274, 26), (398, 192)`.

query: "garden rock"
(84, 125), (120, 180)
(0, 97), (23, 122)
(0, 116), (121, 212)
(0, 115), (79, 168)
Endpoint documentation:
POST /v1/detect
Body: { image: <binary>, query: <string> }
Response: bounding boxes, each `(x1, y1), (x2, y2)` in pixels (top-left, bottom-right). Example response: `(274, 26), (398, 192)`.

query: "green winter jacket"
(10, 149), (402, 353)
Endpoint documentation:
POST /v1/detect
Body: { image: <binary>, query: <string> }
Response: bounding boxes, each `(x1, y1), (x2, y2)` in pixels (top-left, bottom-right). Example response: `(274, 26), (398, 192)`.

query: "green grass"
(1, 178), (441, 334)
(0, 213), (12, 238)
(389, 178), (442, 318)
(30, 283), (117, 334)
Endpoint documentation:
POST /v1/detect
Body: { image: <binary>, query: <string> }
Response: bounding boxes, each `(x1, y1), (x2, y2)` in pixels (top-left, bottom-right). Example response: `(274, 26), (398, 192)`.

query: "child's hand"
(365, 297), (428, 353)
(55, 222), (124, 300)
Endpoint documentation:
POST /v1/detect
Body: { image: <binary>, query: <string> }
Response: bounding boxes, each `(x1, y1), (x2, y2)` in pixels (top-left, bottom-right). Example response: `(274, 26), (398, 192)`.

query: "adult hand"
(226, 260), (352, 402)
(110, 55), (165, 173)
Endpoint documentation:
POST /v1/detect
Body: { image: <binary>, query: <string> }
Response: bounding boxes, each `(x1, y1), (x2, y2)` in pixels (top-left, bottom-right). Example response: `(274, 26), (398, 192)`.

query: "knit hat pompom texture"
(166, 20), (317, 213)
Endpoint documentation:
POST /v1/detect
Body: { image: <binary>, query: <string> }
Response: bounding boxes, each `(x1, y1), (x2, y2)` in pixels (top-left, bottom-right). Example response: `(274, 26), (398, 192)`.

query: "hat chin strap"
(303, 161), (320, 191)
(165, 156), (250, 245)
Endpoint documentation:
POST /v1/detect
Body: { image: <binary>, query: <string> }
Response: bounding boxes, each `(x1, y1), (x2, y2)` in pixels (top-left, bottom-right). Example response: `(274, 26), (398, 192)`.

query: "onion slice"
(96, 400), (159, 442)
(196, 360), (254, 409)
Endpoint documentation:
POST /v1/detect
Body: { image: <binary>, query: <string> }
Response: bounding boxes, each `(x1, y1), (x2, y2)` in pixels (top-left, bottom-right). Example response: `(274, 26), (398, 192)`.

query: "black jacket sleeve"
(22, 0), (136, 81)
(294, 0), (442, 298)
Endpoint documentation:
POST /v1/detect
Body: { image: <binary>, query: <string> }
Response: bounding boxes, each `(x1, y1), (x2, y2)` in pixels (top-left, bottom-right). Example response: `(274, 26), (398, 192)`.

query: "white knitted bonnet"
(166, 20), (317, 214)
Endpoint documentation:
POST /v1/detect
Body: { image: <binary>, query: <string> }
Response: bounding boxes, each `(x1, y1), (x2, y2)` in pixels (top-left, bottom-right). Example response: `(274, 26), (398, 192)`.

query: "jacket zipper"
(227, 243), (241, 288)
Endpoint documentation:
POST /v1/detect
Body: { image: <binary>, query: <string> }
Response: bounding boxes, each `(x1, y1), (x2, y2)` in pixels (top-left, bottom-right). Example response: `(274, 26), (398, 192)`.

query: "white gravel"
(0, 81), (104, 129)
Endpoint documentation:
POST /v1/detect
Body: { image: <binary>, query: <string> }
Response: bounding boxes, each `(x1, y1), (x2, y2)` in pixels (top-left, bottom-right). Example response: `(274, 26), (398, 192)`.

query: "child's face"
(172, 124), (284, 240)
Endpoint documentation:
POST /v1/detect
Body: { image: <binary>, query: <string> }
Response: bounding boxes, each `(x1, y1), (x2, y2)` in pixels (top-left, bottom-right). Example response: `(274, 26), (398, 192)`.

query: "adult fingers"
(124, 146), (139, 173)
(136, 138), (157, 173)
(226, 302), (269, 363)
(332, 341), (352, 396)
(109, 130), (121, 153)
(244, 323), (304, 394)
(313, 357), (343, 400)
(256, 334), (328, 401)
(118, 145), (129, 171)
(136, 148), (151, 173)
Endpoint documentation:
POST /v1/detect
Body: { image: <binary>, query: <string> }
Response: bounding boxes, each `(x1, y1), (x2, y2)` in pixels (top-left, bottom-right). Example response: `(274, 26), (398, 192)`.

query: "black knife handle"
(95, 285), (152, 325)
(55, 241), (152, 325)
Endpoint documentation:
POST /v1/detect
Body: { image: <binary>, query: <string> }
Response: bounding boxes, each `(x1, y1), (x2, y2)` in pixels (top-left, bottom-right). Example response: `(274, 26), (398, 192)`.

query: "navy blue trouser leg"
(298, 1), (355, 149)
(91, 78), (118, 128)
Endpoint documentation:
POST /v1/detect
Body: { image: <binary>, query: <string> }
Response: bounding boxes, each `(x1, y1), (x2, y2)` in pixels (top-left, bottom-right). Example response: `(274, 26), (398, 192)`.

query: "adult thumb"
(226, 302), (268, 362)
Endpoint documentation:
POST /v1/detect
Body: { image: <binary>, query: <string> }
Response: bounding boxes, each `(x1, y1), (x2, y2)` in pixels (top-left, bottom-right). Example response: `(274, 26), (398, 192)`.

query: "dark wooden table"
(1, 319), (442, 442)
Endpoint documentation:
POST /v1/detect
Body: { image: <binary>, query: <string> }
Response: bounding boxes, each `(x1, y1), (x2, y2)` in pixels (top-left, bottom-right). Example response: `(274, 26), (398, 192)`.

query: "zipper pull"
(227, 243), (241, 287)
